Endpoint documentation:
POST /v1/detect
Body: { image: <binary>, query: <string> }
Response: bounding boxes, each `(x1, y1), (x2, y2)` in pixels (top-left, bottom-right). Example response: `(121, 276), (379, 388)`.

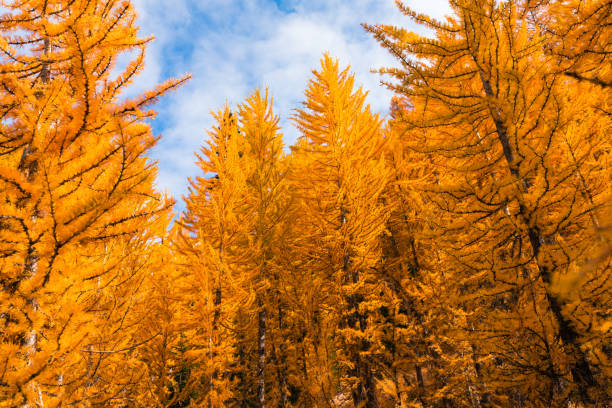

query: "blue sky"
(127, 0), (452, 211)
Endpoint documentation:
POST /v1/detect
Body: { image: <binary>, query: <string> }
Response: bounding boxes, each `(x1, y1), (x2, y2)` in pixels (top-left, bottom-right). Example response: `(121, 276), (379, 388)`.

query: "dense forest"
(0, 0), (610, 407)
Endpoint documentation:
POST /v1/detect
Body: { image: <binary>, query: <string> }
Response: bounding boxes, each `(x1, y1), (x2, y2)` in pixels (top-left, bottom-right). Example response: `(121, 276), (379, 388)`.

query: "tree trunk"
(257, 304), (266, 408)
(276, 303), (288, 407)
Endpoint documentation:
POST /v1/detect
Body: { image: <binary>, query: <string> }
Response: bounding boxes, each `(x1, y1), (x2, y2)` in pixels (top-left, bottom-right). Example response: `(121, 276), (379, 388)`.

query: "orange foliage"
(1, 1), (609, 407)
(0, 0), (185, 406)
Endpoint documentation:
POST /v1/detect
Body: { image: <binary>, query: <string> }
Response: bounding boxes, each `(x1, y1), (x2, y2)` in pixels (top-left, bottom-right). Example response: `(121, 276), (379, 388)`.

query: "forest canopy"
(0, 0), (610, 407)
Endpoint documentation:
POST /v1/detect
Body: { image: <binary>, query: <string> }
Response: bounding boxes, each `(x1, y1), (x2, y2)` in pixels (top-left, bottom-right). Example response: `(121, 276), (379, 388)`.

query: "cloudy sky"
(128, 0), (453, 210)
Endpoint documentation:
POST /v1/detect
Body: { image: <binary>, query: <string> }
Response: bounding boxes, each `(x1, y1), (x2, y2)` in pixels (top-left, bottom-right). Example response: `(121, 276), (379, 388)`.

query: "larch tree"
(281, 136), (342, 407)
(366, 0), (610, 405)
(530, 0), (612, 295)
(236, 89), (289, 408)
(291, 54), (391, 408)
(177, 90), (290, 408)
(130, 224), (193, 408)
(177, 107), (248, 407)
(0, 0), (185, 406)
(375, 108), (474, 408)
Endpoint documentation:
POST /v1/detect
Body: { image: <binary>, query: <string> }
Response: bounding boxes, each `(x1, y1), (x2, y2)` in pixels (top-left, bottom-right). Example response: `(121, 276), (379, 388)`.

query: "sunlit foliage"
(1, 0), (609, 407)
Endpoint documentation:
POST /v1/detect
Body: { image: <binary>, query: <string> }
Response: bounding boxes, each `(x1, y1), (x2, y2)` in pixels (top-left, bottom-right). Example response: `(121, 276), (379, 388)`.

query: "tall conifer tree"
(366, 0), (611, 405)
(0, 0), (185, 405)
(292, 55), (391, 408)
(177, 107), (247, 407)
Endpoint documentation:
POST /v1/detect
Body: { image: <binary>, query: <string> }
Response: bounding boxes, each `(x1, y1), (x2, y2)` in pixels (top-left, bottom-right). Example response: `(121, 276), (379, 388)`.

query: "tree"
(374, 108), (476, 407)
(237, 89), (289, 408)
(177, 107), (247, 407)
(291, 54), (391, 408)
(0, 0), (185, 405)
(366, 0), (611, 405)
(178, 90), (290, 408)
(130, 225), (194, 408)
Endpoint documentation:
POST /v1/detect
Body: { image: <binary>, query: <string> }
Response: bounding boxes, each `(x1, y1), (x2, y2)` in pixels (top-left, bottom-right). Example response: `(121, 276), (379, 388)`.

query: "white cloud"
(127, 0), (453, 208)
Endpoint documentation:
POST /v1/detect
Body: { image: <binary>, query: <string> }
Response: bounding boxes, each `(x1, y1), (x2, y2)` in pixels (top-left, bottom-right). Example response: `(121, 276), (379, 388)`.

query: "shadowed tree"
(366, 0), (611, 405)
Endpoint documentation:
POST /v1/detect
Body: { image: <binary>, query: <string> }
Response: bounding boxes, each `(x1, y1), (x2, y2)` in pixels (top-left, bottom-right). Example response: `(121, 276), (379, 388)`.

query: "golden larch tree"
(366, 0), (611, 405)
(236, 89), (289, 408)
(0, 0), (185, 405)
(178, 90), (290, 408)
(374, 108), (477, 407)
(291, 54), (391, 408)
(177, 107), (248, 407)
(130, 223), (193, 408)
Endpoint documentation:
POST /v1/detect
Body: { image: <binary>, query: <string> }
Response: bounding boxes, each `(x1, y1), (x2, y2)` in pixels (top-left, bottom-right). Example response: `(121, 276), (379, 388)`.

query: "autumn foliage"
(0, 0), (609, 407)
(0, 0), (185, 405)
